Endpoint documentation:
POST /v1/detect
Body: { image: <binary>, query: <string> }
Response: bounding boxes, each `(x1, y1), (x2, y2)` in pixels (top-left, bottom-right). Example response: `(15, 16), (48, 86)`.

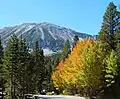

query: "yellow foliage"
(52, 39), (94, 89)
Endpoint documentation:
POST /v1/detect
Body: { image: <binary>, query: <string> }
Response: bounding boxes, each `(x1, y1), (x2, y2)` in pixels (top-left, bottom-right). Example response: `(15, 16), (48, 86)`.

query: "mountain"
(0, 22), (93, 55)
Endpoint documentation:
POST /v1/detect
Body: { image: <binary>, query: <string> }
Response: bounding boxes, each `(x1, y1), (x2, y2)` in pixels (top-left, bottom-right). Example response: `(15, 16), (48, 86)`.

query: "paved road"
(33, 95), (85, 99)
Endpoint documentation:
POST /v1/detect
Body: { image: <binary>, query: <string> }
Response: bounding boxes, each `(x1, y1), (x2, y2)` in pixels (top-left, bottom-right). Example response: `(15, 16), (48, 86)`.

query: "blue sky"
(0, 0), (119, 35)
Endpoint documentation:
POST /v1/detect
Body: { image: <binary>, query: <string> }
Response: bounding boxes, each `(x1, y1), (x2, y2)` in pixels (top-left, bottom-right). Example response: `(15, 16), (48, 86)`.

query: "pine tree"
(73, 35), (79, 47)
(25, 53), (36, 94)
(0, 36), (3, 60)
(32, 41), (45, 93)
(98, 3), (120, 98)
(17, 37), (30, 98)
(0, 36), (3, 73)
(115, 9), (120, 44)
(116, 18), (120, 70)
(45, 57), (53, 91)
(60, 40), (70, 60)
(98, 2), (119, 50)
(114, 10), (120, 98)
(3, 34), (19, 99)
(0, 36), (5, 93)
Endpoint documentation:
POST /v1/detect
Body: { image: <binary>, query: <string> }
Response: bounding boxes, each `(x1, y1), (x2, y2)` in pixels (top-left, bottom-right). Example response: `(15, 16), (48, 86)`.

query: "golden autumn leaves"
(52, 39), (105, 94)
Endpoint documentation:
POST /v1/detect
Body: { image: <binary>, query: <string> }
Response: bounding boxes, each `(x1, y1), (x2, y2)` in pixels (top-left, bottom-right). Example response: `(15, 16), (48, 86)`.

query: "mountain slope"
(0, 22), (93, 54)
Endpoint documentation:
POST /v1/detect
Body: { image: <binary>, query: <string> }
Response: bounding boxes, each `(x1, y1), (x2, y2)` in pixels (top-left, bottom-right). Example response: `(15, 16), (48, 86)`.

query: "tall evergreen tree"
(0, 36), (5, 93)
(3, 34), (19, 99)
(60, 40), (70, 60)
(98, 4), (120, 98)
(98, 2), (119, 50)
(115, 13), (120, 71)
(17, 37), (30, 99)
(0, 36), (3, 60)
(73, 35), (79, 47)
(32, 41), (45, 93)
(44, 57), (54, 91)
(114, 10), (120, 99)
(115, 10), (120, 43)
(0, 36), (3, 73)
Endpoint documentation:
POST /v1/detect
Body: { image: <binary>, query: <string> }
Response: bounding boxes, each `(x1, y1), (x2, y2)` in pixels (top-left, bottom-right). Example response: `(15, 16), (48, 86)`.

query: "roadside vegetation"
(0, 2), (119, 99)
(52, 2), (120, 99)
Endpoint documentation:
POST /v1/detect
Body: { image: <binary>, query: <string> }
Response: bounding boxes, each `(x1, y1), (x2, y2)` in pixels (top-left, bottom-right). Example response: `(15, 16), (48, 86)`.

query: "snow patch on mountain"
(48, 30), (57, 40)
(0, 22), (93, 55)
(43, 48), (56, 56)
(39, 27), (44, 40)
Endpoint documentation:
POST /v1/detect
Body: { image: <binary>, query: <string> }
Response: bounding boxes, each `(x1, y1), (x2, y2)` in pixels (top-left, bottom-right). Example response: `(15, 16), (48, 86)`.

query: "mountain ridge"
(0, 22), (94, 55)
